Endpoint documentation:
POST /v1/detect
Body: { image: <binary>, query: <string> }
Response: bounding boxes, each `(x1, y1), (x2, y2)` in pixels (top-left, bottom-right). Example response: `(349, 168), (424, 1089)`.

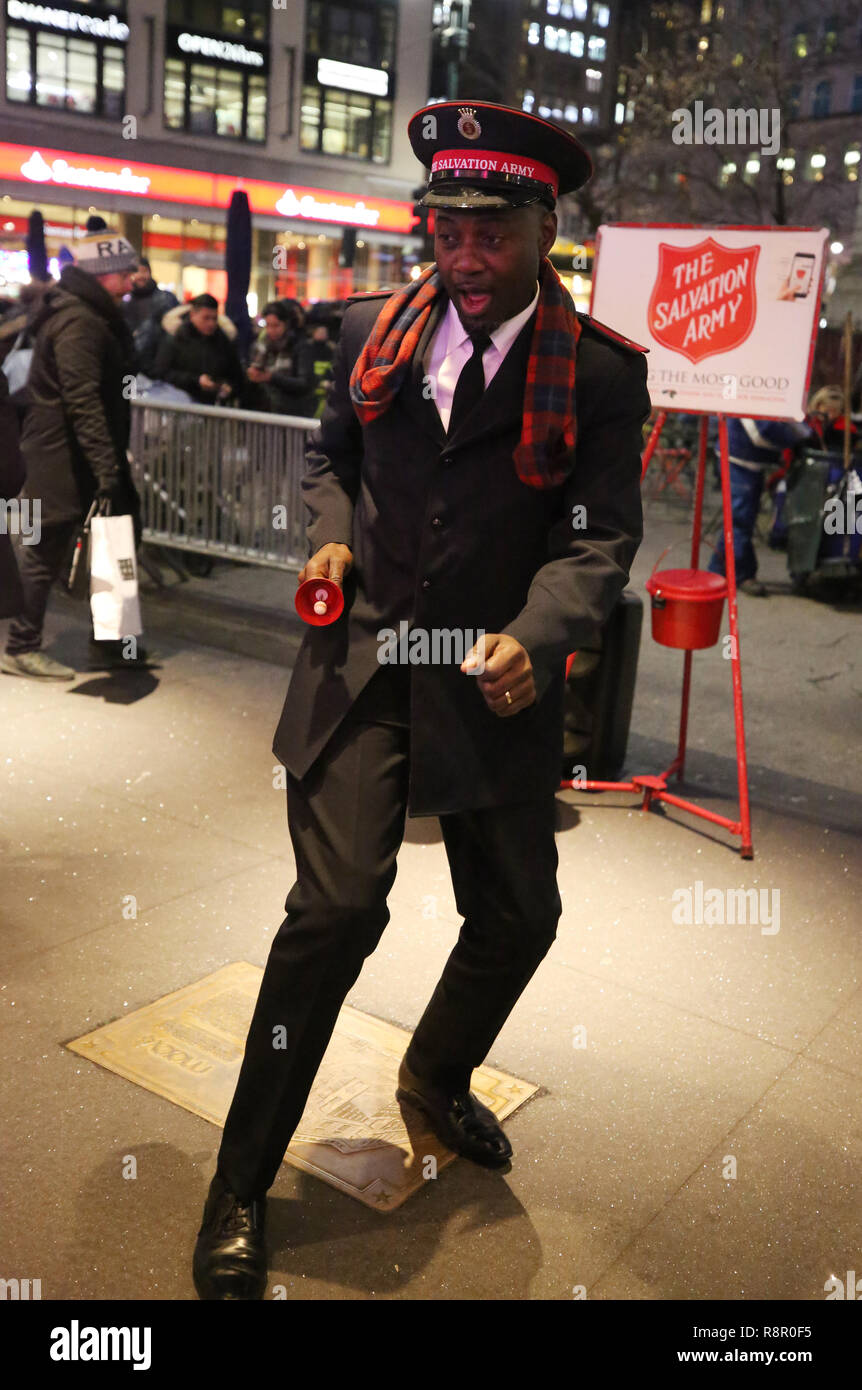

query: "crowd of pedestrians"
(0, 224), (339, 682)
(0, 245), (338, 420)
(126, 272), (337, 418)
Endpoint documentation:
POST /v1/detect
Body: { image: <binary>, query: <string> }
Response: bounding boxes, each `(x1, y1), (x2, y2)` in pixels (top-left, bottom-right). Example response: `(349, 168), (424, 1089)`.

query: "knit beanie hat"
(74, 232), (138, 276)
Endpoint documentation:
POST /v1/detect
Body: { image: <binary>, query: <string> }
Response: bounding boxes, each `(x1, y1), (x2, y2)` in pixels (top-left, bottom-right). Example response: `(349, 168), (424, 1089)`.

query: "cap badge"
(457, 107), (482, 140)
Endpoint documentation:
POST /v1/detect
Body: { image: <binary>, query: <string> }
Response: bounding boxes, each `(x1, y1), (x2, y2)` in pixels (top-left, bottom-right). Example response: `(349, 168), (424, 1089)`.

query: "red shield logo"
(647, 237), (760, 365)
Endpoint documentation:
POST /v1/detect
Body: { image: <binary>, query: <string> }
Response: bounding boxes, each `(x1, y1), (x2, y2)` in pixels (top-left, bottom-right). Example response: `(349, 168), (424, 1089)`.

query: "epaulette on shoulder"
(576, 311), (649, 354)
(345, 290), (392, 304)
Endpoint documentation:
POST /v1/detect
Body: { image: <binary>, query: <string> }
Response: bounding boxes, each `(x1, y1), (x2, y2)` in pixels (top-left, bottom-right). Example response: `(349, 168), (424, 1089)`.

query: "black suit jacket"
(272, 291), (651, 815)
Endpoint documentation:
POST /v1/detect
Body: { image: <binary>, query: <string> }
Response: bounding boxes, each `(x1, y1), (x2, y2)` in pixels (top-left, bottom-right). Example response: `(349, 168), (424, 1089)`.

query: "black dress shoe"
(192, 1173), (268, 1300)
(396, 1059), (513, 1169)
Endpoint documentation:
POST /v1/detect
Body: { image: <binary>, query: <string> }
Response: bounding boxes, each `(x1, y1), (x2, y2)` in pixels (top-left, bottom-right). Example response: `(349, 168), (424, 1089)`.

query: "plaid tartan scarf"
(348, 257), (581, 489)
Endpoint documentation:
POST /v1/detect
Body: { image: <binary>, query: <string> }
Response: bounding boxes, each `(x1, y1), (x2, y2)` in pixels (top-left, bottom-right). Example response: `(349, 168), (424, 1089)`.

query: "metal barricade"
(129, 398), (320, 570)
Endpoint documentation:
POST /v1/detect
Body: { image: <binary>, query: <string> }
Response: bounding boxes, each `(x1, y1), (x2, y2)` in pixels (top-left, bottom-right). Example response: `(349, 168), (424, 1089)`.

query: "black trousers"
(217, 663), (562, 1202)
(5, 520), (79, 655)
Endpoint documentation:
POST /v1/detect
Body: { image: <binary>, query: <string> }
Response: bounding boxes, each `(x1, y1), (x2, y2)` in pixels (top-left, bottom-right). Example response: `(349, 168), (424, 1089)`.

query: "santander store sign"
(1, 142), (414, 234)
(21, 149), (151, 195)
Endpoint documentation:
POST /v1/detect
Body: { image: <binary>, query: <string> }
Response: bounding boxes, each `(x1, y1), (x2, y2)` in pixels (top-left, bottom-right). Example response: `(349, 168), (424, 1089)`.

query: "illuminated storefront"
(5, 0), (128, 117)
(0, 139), (417, 306)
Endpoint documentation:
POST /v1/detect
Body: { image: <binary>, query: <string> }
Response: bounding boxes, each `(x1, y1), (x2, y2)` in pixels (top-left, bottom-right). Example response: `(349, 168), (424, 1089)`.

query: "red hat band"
(430, 149), (560, 199)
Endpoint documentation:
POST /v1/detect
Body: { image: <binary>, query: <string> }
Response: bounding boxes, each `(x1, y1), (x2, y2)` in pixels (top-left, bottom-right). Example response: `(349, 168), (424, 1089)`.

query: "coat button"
(441, 454), (453, 466)
(431, 516), (442, 528)
(422, 578), (431, 590)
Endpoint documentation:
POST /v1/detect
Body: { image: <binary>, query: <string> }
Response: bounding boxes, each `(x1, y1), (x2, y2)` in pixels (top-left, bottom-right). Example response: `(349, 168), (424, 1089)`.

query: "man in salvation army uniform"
(193, 100), (651, 1299)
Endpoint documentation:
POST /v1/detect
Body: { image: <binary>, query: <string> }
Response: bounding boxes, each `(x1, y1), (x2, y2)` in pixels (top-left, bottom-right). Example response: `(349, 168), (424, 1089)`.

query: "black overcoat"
(18, 265), (138, 526)
(272, 290), (651, 816)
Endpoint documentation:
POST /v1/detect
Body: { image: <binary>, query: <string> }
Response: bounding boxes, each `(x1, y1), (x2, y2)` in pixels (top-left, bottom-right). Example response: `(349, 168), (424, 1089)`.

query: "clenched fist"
(461, 633), (536, 717)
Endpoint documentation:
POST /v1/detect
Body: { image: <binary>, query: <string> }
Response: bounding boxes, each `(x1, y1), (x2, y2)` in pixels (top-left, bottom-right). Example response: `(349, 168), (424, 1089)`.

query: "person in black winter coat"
(122, 257), (179, 377)
(151, 293), (245, 405)
(246, 300), (316, 416)
(1, 233), (147, 680)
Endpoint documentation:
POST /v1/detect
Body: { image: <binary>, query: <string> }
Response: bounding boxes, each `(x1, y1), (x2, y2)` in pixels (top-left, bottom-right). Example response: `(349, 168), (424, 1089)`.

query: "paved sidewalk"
(1, 501), (860, 1300)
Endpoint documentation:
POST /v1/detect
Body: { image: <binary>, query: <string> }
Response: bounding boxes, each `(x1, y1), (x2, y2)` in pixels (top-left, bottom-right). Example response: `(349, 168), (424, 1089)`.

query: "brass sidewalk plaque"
(67, 963), (539, 1211)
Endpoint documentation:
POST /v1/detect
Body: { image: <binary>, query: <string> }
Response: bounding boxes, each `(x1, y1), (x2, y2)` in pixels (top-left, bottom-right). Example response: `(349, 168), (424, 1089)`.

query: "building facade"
(0, 0), (433, 309)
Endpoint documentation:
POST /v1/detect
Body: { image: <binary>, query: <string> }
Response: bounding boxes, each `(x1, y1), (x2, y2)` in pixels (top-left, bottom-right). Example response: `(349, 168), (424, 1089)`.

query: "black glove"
(95, 473), (123, 512)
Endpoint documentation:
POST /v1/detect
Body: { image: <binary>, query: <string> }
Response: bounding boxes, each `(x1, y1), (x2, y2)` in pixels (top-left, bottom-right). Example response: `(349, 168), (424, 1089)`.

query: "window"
(792, 24), (808, 58)
(719, 161), (736, 185)
(592, 3), (610, 25)
(581, 105), (598, 123)
(7, 18), (126, 116)
(305, 0), (396, 69)
(564, 103), (578, 122)
(614, 100), (624, 123)
(528, 22), (541, 44)
(103, 44), (125, 119)
(247, 77), (266, 140)
(300, 84), (392, 163)
(321, 90), (371, 157)
(851, 76), (862, 114)
(6, 27), (31, 101)
(546, 0), (560, 12)
(788, 83), (801, 118)
(587, 35), (606, 60)
(845, 146), (860, 180)
(807, 151), (826, 180)
(812, 80), (831, 117)
(573, 0), (588, 16)
(165, 59), (186, 127)
(522, 89), (535, 111)
(585, 67), (602, 92)
(544, 25), (559, 49)
(570, 31), (585, 55)
(165, 56), (267, 140)
(822, 15), (839, 55)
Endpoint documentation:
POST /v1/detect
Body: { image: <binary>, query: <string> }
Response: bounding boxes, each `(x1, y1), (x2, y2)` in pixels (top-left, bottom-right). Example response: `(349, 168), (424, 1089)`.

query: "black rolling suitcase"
(562, 588), (643, 781)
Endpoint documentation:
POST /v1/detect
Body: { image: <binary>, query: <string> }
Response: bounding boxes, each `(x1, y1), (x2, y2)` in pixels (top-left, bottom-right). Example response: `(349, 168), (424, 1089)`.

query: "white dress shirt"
(425, 284), (540, 433)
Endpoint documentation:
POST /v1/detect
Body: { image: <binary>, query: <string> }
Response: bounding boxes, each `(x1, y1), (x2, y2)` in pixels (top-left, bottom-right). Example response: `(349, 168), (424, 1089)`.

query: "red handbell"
(294, 576), (345, 626)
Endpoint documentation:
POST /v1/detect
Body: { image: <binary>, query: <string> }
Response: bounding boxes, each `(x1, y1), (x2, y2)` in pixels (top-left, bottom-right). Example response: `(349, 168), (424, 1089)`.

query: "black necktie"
(447, 331), (492, 437)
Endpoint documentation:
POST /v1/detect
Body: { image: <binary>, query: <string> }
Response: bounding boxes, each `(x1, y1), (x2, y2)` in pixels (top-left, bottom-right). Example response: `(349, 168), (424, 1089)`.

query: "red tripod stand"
(560, 412), (754, 859)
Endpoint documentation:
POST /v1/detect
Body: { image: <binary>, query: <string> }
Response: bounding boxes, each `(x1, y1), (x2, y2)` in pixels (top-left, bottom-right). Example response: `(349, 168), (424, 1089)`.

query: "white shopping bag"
(89, 512), (143, 640)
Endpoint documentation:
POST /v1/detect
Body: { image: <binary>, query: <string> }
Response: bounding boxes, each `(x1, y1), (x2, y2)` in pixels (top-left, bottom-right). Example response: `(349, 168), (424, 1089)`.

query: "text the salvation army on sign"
(647, 237), (760, 364)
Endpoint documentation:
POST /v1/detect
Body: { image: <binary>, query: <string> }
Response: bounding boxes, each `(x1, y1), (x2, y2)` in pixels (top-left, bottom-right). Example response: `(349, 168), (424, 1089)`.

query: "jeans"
(708, 462), (765, 584)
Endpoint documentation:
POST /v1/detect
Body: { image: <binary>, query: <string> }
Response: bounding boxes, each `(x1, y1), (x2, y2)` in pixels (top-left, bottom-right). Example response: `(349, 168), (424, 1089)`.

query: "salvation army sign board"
(590, 224), (829, 420)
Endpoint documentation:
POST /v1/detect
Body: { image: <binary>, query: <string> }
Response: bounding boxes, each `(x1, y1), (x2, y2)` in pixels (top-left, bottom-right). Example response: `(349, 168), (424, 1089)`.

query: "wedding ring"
(505, 689), (512, 705)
